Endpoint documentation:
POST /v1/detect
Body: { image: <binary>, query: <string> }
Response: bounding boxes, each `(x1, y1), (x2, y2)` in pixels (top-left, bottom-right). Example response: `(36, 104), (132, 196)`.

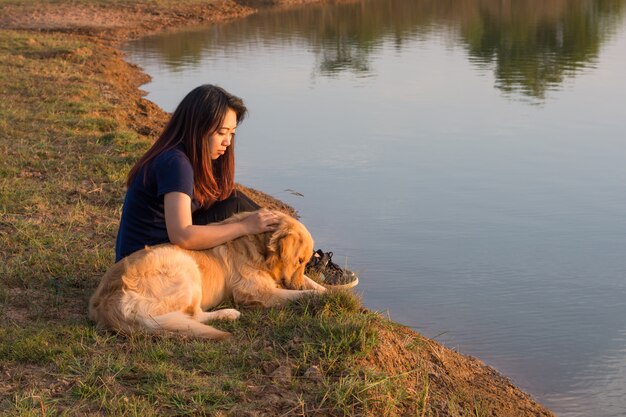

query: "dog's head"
(266, 214), (314, 290)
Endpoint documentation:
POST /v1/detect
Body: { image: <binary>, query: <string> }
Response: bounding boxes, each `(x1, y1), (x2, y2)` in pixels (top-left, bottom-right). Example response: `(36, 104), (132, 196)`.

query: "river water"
(124, 0), (626, 415)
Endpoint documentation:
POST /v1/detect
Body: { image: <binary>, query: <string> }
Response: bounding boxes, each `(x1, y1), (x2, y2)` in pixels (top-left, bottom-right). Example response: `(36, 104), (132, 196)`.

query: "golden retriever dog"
(88, 210), (326, 340)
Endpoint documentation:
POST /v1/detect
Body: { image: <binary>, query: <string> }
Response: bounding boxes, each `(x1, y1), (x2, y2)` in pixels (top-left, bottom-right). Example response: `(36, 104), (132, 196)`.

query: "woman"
(115, 84), (357, 287)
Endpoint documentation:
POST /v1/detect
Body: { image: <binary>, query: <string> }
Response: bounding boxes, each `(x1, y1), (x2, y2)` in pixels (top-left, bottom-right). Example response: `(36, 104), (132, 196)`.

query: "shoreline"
(0, 1), (555, 415)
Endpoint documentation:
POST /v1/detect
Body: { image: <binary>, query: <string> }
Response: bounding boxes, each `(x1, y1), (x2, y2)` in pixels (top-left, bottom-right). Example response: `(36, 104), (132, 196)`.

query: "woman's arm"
(164, 192), (279, 250)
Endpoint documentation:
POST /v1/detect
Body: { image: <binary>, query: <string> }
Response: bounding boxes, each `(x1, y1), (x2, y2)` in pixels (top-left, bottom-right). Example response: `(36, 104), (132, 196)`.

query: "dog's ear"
(267, 223), (293, 259)
(266, 221), (303, 275)
(266, 222), (282, 265)
(267, 228), (282, 255)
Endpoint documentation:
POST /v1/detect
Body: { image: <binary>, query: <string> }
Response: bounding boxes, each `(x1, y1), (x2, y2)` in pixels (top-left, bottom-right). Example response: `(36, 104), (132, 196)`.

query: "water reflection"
(128, 0), (625, 100)
(460, 0), (626, 98)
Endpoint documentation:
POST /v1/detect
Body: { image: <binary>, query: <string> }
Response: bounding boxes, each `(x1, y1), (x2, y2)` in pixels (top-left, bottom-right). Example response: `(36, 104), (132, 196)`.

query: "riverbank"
(0, 1), (554, 415)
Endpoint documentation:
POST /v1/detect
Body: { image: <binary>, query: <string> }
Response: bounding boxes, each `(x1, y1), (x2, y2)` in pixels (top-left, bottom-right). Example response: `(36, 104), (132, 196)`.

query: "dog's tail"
(136, 311), (232, 340)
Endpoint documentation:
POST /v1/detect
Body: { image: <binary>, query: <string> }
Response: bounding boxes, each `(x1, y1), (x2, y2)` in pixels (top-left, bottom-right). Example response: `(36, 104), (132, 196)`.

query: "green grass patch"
(0, 30), (143, 287)
(0, 292), (401, 415)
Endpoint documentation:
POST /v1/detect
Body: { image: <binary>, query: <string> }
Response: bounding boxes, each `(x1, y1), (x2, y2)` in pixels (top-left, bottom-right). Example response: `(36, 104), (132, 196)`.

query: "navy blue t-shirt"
(115, 146), (194, 262)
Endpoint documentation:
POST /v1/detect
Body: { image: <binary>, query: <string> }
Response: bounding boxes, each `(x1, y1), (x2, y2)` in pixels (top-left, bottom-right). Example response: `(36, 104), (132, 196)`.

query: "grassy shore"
(0, 1), (555, 415)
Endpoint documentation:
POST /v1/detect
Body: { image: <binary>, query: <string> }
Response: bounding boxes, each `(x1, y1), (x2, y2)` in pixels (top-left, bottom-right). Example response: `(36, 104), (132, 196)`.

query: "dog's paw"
(307, 282), (327, 293)
(203, 329), (232, 341)
(212, 308), (241, 321)
(215, 331), (232, 341)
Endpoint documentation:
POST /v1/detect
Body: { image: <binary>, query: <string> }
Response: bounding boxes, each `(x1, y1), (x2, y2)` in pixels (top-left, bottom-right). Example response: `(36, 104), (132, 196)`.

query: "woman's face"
(208, 108), (237, 160)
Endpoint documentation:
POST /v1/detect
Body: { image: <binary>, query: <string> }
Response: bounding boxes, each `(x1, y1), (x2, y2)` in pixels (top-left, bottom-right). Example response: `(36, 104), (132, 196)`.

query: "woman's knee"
(192, 191), (260, 225)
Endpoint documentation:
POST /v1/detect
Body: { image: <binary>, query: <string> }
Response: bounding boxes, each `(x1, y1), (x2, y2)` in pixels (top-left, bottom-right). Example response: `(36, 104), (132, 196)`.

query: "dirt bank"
(0, 0), (359, 42)
(0, 1), (554, 415)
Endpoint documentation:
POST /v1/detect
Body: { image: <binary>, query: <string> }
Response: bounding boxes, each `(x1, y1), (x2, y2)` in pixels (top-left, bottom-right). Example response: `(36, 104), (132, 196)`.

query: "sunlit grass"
(1, 290), (419, 415)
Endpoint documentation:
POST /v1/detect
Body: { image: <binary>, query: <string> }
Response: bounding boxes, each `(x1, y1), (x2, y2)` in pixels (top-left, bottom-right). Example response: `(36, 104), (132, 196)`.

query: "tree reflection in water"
(128, 0), (626, 100)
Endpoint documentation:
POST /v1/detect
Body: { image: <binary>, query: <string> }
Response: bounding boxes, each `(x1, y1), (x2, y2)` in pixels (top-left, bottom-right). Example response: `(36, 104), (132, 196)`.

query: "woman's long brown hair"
(126, 85), (247, 208)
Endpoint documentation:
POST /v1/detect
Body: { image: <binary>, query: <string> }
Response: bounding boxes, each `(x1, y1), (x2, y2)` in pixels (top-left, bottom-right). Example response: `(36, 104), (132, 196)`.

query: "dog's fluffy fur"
(88, 211), (325, 340)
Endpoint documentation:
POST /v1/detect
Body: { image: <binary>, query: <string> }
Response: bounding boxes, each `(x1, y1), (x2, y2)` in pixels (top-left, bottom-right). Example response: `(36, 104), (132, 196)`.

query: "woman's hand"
(241, 209), (280, 235)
